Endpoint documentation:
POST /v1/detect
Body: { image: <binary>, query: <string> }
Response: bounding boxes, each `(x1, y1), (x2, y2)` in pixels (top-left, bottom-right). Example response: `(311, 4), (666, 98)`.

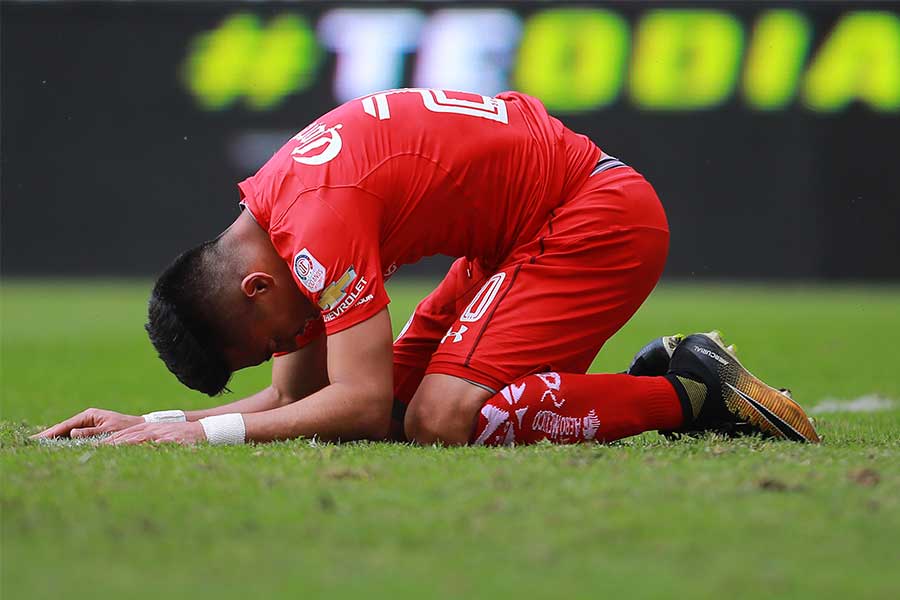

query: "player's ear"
(240, 272), (275, 298)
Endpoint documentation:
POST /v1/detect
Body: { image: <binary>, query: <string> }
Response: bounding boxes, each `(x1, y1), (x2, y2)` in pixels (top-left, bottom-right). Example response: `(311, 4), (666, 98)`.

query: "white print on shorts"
(460, 272), (506, 323)
(440, 325), (469, 344)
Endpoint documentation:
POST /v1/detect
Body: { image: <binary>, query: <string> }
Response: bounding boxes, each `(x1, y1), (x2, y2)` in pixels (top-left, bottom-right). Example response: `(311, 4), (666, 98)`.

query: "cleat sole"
(715, 356), (820, 443)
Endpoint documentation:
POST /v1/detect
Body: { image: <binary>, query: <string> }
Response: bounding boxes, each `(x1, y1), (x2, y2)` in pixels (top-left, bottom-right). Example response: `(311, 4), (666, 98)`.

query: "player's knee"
(404, 376), (489, 446)
(403, 408), (469, 446)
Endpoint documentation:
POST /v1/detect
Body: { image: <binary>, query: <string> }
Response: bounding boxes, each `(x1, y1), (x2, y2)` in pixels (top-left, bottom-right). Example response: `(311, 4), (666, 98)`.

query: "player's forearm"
(184, 339), (330, 422)
(242, 381), (392, 443)
(183, 386), (287, 421)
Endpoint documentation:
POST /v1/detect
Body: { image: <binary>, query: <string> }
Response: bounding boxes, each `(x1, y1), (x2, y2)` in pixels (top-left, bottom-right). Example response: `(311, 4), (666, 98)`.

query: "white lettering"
(413, 9), (522, 96)
(694, 345), (729, 365)
(318, 10), (425, 102)
(531, 410), (583, 440)
(323, 276), (369, 322)
(360, 88), (509, 123)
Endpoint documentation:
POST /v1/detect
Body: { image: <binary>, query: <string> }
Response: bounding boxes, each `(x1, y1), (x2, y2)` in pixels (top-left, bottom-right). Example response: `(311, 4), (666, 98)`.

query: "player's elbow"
(352, 386), (393, 441)
(359, 406), (391, 441)
(269, 384), (299, 408)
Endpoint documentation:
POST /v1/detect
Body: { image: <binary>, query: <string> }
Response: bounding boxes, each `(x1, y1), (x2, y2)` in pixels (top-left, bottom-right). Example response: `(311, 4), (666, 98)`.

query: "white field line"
(809, 395), (897, 415)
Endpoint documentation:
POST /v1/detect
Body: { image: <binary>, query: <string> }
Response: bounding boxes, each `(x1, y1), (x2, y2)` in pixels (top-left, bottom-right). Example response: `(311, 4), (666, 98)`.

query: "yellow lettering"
(514, 9), (629, 111)
(630, 10), (744, 109)
(183, 13), (320, 111)
(743, 11), (811, 110)
(803, 12), (900, 112)
(244, 15), (320, 110)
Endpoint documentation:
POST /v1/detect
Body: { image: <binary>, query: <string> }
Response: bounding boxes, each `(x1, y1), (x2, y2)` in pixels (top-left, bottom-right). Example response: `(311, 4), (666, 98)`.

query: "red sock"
(471, 372), (685, 445)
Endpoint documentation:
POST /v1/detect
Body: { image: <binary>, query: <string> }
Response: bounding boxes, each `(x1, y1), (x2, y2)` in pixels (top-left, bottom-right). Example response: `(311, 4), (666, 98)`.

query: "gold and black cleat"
(666, 333), (820, 443)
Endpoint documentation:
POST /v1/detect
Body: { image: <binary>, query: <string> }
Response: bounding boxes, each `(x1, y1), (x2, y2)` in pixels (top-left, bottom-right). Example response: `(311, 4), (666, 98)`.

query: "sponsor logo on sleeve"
(318, 266), (357, 311)
(317, 266), (373, 322)
(293, 249), (326, 293)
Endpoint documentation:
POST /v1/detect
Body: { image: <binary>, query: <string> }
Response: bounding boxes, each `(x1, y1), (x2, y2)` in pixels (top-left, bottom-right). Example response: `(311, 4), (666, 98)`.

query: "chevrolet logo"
(318, 266), (356, 311)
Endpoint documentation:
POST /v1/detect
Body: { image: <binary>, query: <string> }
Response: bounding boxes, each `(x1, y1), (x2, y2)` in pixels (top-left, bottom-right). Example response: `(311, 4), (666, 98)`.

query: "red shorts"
(392, 165), (669, 407)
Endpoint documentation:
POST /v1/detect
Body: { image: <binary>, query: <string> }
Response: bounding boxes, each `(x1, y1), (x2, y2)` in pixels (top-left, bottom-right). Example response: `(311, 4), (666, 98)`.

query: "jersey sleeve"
(269, 186), (389, 336)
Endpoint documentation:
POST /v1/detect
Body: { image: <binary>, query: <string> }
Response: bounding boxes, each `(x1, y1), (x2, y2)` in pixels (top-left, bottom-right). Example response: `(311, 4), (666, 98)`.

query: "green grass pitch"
(2, 279), (899, 599)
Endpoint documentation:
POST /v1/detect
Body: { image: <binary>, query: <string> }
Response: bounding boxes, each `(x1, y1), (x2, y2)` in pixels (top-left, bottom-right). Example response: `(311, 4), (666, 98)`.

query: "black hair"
(145, 240), (233, 396)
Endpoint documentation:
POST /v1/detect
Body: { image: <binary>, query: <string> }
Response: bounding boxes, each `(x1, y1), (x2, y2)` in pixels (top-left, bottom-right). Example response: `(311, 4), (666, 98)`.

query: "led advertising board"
(182, 7), (900, 114)
(3, 2), (899, 279)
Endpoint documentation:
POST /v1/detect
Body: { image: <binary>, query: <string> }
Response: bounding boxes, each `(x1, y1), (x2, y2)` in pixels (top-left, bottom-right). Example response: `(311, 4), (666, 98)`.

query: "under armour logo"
(441, 325), (469, 344)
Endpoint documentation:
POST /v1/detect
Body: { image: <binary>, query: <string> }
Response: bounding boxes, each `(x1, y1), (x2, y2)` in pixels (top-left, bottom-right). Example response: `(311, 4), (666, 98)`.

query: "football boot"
(627, 331), (735, 377)
(666, 333), (820, 443)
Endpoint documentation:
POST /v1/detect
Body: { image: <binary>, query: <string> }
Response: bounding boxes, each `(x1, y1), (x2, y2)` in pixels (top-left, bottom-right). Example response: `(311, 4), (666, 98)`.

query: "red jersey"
(238, 89), (600, 336)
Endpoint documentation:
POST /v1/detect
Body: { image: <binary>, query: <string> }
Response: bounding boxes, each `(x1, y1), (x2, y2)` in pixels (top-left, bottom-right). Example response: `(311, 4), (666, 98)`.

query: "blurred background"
(3, 0), (900, 281)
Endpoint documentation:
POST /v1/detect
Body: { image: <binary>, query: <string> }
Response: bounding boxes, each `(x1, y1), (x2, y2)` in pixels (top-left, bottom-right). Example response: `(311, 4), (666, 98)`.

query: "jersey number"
(360, 88), (508, 124)
(460, 272), (506, 323)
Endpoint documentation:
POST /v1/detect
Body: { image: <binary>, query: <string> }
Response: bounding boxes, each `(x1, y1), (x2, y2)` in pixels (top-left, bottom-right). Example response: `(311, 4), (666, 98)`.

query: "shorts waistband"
(590, 151), (627, 176)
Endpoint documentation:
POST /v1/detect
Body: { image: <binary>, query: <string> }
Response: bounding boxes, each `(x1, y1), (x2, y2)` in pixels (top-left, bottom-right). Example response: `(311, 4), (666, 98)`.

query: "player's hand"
(101, 421), (207, 446)
(31, 408), (143, 439)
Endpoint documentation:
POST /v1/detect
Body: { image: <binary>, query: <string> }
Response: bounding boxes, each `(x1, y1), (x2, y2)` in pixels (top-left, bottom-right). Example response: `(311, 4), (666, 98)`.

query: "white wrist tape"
(199, 413), (246, 445)
(143, 409), (186, 423)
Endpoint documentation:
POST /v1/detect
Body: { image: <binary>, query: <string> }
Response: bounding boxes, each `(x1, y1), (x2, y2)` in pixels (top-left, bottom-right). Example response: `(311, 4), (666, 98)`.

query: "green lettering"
(630, 10), (744, 110)
(183, 13), (262, 110)
(183, 13), (320, 111)
(514, 9), (628, 111)
(244, 15), (320, 110)
(743, 11), (811, 110)
(803, 12), (900, 112)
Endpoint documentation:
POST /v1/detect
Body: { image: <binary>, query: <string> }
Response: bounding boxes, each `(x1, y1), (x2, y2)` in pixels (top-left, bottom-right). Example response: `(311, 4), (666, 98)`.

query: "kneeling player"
(34, 88), (819, 446)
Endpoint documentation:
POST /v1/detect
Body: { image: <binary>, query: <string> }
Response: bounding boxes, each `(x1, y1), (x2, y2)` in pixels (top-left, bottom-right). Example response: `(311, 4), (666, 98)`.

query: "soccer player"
(34, 89), (820, 446)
